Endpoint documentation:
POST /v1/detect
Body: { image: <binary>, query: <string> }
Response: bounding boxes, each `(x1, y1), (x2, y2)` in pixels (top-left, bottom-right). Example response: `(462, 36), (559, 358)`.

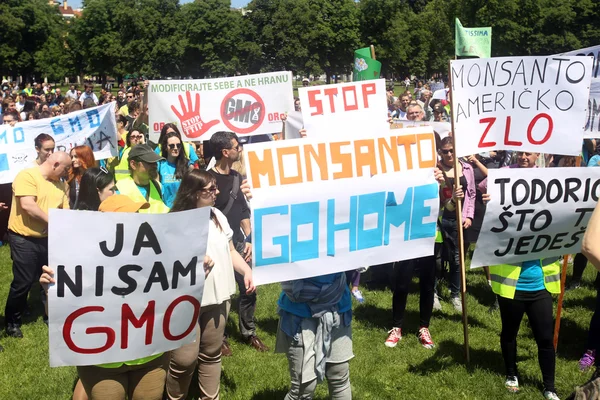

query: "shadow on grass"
(187, 364), (238, 400)
(563, 293), (597, 310)
(466, 280), (497, 309)
(556, 316), (590, 361)
(354, 302), (490, 331)
(249, 388), (289, 400)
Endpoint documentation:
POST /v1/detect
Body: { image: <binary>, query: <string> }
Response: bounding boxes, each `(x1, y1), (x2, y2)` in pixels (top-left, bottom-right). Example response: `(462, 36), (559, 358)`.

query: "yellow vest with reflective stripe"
(114, 146), (132, 182)
(116, 176), (170, 214)
(489, 258), (561, 299)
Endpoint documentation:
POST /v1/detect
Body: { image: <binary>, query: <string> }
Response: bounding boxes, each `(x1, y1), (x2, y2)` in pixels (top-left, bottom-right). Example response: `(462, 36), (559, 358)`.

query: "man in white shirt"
(78, 84), (98, 105)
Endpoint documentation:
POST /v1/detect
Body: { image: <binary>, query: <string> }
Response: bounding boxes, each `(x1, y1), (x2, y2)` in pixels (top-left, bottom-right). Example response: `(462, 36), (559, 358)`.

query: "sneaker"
(417, 327), (435, 349)
(5, 324), (23, 339)
(566, 281), (581, 291)
(579, 349), (596, 371)
(450, 296), (462, 312)
(351, 289), (365, 304)
(433, 293), (442, 311)
(505, 376), (519, 393)
(543, 390), (560, 400)
(385, 327), (402, 348)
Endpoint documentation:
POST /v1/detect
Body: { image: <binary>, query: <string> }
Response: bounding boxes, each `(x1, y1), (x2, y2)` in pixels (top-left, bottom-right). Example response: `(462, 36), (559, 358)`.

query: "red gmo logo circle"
(220, 88), (265, 134)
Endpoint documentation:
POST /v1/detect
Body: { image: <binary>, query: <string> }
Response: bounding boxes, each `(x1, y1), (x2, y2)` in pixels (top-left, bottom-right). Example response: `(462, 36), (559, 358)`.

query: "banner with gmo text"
(148, 72), (294, 142)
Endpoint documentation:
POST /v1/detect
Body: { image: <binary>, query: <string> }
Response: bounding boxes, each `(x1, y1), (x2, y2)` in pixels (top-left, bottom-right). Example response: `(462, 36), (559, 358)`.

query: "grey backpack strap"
(222, 173), (240, 216)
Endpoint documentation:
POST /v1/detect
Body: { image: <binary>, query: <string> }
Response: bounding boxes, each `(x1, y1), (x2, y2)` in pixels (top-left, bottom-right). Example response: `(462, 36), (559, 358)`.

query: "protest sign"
(455, 18), (492, 59)
(430, 82), (445, 93)
(284, 111), (304, 140)
(298, 79), (389, 138)
(245, 126), (440, 285)
(0, 102), (117, 184)
(148, 72), (294, 142)
(432, 88), (449, 100)
(48, 207), (210, 367)
(470, 167), (600, 268)
(560, 45), (600, 138)
(450, 56), (594, 157)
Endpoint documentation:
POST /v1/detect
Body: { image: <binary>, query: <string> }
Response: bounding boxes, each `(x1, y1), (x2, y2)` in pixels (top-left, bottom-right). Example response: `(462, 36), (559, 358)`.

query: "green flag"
(455, 18), (492, 58)
(353, 47), (381, 81)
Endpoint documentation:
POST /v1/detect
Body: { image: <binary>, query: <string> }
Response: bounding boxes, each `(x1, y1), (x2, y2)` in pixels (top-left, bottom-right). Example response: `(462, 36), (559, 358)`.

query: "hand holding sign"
(171, 91), (219, 139)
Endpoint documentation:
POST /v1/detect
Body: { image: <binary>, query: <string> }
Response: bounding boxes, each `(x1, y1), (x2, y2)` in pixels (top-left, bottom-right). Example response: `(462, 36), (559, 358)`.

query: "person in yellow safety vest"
(115, 144), (170, 214)
(113, 128), (146, 181)
(479, 151), (561, 400)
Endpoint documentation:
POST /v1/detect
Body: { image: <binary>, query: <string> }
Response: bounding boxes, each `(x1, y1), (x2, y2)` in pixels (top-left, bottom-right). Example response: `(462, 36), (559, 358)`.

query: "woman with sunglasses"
(114, 128), (145, 181)
(157, 131), (193, 208)
(155, 123), (200, 168)
(437, 136), (475, 311)
(166, 169), (255, 400)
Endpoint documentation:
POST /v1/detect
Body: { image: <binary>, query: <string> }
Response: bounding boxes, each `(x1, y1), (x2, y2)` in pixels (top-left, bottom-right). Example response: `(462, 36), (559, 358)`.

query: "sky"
(67, 0), (250, 9)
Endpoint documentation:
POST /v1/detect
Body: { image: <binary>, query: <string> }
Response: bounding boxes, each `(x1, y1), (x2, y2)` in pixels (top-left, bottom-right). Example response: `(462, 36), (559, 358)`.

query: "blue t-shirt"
(588, 154), (600, 167)
(516, 260), (545, 291)
(156, 160), (180, 208)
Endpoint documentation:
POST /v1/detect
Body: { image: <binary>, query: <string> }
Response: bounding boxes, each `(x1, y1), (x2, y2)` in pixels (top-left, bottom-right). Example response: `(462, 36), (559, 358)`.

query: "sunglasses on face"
(441, 149), (454, 155)
(131, 135), (143, 140)
(168, 143), (182, 150)
(3, 119), (14, 124)
(202, 185), (218, 193)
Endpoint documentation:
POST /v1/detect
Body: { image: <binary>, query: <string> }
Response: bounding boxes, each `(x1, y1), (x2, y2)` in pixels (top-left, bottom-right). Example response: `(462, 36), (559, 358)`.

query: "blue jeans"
(440, 218), (461, 298)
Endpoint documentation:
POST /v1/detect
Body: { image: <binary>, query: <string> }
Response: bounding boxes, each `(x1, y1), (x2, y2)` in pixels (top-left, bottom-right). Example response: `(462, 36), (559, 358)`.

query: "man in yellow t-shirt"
(4, 152), (70, 339)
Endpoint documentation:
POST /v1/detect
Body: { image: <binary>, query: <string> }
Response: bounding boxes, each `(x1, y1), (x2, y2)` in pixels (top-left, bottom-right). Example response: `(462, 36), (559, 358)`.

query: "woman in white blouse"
(166, 169), (255, 400)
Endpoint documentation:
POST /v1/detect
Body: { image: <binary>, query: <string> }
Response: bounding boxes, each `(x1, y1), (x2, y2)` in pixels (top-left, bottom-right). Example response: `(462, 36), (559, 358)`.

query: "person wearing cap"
(302, 77), (310, 87)
(4, 152), (71, 339)
(115, 144), (170, 214)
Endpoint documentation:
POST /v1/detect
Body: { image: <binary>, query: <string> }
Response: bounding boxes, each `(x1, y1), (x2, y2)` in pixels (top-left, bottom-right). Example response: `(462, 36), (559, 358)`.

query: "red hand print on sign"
(171, 91), (220, 139)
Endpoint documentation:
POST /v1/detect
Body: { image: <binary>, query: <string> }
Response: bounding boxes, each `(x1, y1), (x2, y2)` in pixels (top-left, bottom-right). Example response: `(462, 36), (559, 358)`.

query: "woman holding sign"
(166, 169), (255, 400)
(437, 136), (476, 311)
(481, 151), (561, 400)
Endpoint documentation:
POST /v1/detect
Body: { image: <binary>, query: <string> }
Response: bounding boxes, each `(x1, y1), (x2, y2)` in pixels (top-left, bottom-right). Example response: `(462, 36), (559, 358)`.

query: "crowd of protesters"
(0, 77), (599, 400)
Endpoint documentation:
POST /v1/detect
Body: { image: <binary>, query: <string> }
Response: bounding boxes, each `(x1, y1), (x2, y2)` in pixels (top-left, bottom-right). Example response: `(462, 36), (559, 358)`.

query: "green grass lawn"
(0, 244), (596, 399)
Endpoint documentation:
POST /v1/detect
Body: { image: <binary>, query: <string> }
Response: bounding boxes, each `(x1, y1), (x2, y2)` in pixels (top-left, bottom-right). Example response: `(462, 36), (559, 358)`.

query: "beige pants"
(77, 353), (169, 400)
(166, 301), (230, 400)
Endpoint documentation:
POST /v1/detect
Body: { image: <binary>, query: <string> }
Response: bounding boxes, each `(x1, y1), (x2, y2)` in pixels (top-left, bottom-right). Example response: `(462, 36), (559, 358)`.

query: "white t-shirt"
(201, 207), (237, 307)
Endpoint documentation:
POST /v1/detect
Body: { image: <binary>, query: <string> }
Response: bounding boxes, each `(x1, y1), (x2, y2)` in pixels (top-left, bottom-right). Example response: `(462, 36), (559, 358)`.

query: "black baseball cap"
(128, 144), (164, 164)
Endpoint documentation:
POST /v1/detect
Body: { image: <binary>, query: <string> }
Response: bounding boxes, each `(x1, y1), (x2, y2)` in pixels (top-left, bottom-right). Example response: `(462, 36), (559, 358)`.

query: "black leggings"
(589, 290), (600, 365)
(572, 253), (589, 282)
(497, 290), (555, 392)
(392, 254), (436, 329)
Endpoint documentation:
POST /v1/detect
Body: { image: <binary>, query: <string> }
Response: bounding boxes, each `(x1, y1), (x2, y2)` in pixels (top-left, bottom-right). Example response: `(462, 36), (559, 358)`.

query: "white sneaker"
(543, 391), (560, 400)
(505, 376), (519, 393)
(450, 296), (462, 312)
(433, 293), (442, 311)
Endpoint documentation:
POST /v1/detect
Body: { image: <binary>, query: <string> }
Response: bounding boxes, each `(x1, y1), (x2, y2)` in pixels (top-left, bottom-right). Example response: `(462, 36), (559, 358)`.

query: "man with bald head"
(4, 151), (70, 339)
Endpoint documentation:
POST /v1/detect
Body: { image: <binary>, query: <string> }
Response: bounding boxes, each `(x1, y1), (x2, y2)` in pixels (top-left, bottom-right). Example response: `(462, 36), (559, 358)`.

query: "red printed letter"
(527, 113), (553, 145)
(503, 116), (522, 146)
(342, 86), (358, 111)
(323, 87), (338, 113)
(478, 117), (497, 148)
(63, 306), (115, 354)
(121, 301), (156, 349)
(163, 295), (200, 341)
(361, 83), (376, 108)
(307, 90), (323, 116)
